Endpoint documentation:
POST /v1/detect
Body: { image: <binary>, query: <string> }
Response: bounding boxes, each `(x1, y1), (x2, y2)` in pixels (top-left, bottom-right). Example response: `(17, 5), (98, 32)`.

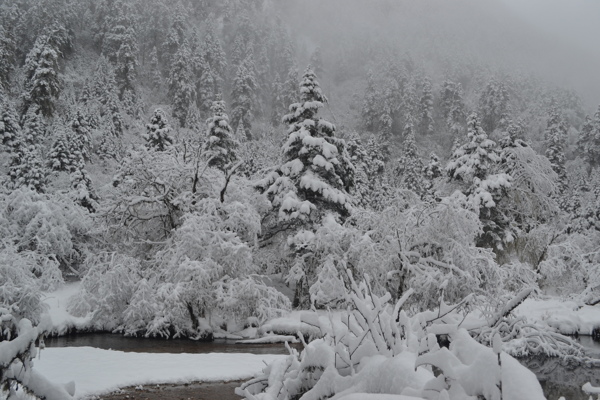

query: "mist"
(277, 0), (600, 108)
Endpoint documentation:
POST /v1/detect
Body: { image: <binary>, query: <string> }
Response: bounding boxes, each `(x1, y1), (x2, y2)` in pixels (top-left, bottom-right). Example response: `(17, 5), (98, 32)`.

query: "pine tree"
(230, 60), (258, 139)
(8, 146), (48, 193)
(423, 152), (442, 181)
(479, 78), (510, 133)
(20, 107), (46, 149)
(148, 46), (163, 88)
(202, 17), (227, 82)
(309, 46), (323, 76)
(577, 105), (600, 169)
(23, 33), (62, 117)
(544, 108), (568, 193)
(144, 108), (173, 151)
(71, 109), (92, 162)
(102, 2), (138, 97)
(400, 120), (425, 196)
(0, 25), (16, 90)
(168, 40), (196, 127)
(204, 100), (238, 173)
(0, 98), (20, 147)
(257, 67), (354, 224)
(361, 69), (378, 132)
(70, 167), (98, 213)
(418, 77), (434, 135)
(49, 128), (78, 172)
(447, 112), (501, 186)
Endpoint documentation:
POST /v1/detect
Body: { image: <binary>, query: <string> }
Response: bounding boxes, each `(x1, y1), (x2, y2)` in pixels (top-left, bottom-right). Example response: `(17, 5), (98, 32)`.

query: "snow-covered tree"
(418, 77), (434, 135)
(230, 58), (259, 139)
(400, 119), (426, 196)
(577, 105), (600, 169)
(257, 67), (354, 227)
(309, 46), (323, 76)
(361, 69), (378, 132)
(0, 98), (20, 147)
(440, 79), (465, 137)
(544, 108), (568, 193)
(169, 40), (196, 127)
(204, 99), (239, 174)
(22, 31), (63, 117)
(144, 108), (174, 151)
(447, 113), (501, 185)
(0, 25), (16, 89)
(479, 77), (510, 133)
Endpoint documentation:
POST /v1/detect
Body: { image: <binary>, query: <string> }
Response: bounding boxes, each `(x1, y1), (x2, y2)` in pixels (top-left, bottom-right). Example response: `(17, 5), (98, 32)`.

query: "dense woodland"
(1, 0), (600, 342)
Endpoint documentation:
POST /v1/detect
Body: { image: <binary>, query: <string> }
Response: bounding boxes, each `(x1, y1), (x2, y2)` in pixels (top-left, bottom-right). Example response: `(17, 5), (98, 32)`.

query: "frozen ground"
(34, 347), (285, 399)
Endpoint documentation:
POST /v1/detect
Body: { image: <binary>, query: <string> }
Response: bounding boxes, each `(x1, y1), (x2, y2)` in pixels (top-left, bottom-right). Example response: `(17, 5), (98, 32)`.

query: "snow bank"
(34, 347), (285, 399)
(41, 282), (92, 335)
(514, 298), (600, 336)
(236, 335), (298, 344)
(258, 310), (344, 340)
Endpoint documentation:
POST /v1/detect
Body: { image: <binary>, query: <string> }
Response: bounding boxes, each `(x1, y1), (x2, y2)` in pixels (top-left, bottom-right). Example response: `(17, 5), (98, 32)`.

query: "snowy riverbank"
(34, 347), (285, 399)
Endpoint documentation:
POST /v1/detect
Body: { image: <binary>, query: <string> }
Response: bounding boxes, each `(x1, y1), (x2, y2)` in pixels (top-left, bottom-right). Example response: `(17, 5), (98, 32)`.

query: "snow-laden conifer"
(144, 108), (173, 151)
(258, 67), (354, 225)
(204, 99), (239, 173)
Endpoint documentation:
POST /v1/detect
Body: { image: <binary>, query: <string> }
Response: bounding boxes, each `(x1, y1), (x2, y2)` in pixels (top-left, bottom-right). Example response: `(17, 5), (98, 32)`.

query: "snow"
(34, 347), (285, 399)
(236, 335), (298, 344)
(337, 395), (425, 400)
(41, 281), (91, 335)
(514, 298), (600, 336)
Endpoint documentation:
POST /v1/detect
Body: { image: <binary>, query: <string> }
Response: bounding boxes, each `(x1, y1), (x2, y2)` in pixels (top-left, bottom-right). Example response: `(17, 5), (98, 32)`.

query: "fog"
(277, 0), (600, 107)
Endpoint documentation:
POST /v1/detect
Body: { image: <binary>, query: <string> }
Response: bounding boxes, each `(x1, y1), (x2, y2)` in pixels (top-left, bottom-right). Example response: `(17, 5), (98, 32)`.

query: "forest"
(1, 0), (600, 399)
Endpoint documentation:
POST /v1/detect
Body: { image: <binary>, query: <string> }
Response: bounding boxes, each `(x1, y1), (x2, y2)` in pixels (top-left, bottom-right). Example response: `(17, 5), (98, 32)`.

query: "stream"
(45, 333), (600, 400)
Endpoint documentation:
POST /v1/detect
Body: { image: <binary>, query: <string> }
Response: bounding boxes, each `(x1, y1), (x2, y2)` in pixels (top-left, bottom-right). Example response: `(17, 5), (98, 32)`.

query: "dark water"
(45, 333), (296, 355)
(46, 333), (600, 400)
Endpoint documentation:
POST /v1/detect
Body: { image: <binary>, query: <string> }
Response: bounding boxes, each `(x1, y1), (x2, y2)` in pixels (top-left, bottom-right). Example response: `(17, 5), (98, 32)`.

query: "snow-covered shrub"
(238, 277), (546, 400)
(0, 244), (46, 322)
(68, 252), (140, 331)
(214, 277), (292, 326)
(348, 192), (501, 309)
(0, 309), (75, 399)
(0, 188), (92, 277)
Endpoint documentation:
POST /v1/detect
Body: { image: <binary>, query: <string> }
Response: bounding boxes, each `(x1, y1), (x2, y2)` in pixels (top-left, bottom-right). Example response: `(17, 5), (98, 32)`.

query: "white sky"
(500, 0), (600, 55)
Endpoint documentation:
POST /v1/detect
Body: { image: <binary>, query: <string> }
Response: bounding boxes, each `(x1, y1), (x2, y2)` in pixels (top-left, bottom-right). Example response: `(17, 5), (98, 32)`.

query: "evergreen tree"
(8, 146), (48, 193)
(577, 105), (600, 169)
(201, 18), (227, 82)
(20, 107), (46, 149)
(479, 78), (510, 133)
(0, 98), (20, 147)
(0, 25), (16, 90)
(400, 120), (425, 196)
(148, 46), (163, 88)
(168, 40), (196, 127)
(544, 108), (568, 193)
(440, 79), (465, 134)
(204, 100), (239, 173)
(423, 152), (442, 181)
(309, 46), (323, 76)
(361, 69), (378, 132)
(102, 2), (138, 96)
(418, 77), (434, 135)
(48, 128), (78, 172)
(71, 109), (93, 162)
(23, 32), (62, 117)
(257, 67), (354, 225)
(70, 167), (98, 213)
(144, 108), (173, 151)
(230, 60), (258, 139)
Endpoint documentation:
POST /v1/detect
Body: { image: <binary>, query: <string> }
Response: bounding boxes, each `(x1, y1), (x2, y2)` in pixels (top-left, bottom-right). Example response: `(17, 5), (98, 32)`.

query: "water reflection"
(45, 333), (298, 355)
(520, 336), (600, 400)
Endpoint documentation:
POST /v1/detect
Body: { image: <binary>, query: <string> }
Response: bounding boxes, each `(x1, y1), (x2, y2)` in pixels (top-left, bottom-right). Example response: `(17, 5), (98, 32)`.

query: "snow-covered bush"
(67, 252), (140, 331)
(237, 277), (547, 400)
(0, 309), (75, 399)
(214, 277), (292, 326)
(0, 188), (92, 277)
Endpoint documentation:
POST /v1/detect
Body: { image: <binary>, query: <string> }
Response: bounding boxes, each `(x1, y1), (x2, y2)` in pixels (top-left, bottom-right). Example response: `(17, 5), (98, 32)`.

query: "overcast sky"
(500, 0), (600, 56)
